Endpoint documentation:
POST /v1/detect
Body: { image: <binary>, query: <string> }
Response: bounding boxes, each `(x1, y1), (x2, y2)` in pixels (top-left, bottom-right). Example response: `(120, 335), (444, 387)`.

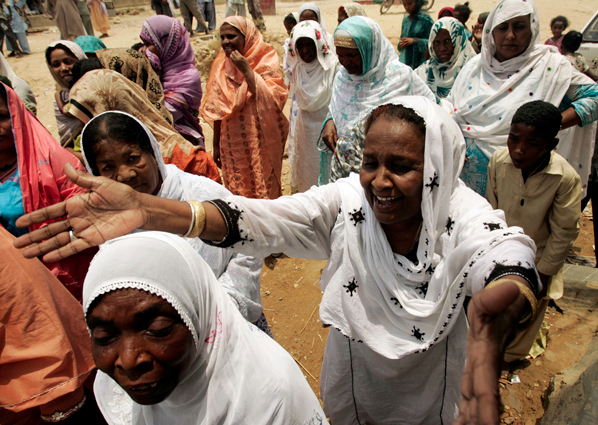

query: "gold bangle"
(485, 277), (538, 327)
(186, 200), (206, 239)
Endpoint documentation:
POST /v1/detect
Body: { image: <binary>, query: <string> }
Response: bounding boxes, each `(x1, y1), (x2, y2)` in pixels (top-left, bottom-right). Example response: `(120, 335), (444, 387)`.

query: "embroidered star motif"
(390, 297), (402, 308)
(416, 282), (429, 296)
(412, 326), (425, 341)
(343, 278), (359, 296)
(349, 208), (365, 226)
(446, 217), (455, 235)
(483, 222), (503, 231)
(425, 172), (440, 191)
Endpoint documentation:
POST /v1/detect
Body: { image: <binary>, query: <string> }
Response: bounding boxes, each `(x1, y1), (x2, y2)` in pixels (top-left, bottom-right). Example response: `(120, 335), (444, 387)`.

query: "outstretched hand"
(454, 279), (528, 425)
(14, 163), (146, 263)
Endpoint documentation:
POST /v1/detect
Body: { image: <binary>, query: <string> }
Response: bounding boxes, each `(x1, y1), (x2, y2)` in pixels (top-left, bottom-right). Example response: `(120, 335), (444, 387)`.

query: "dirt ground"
(13, 0), (598, 422)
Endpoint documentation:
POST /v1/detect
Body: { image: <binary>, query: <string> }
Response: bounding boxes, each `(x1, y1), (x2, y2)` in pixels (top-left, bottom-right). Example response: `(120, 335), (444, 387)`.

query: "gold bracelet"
(485, 277), (538, 327)
(186, 200), (206, 239)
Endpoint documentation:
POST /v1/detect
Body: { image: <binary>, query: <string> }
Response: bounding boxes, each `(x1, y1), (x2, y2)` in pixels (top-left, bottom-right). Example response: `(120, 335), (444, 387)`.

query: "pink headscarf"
(140, 16), (204, 144)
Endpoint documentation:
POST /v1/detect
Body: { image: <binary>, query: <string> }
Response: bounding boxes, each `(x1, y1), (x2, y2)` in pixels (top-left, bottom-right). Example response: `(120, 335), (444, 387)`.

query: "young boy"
(486, 100), (582, 362)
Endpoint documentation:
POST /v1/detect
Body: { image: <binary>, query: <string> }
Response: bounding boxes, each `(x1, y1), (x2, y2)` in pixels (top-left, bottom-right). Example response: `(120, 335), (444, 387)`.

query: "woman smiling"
(16, 96), (541, 423)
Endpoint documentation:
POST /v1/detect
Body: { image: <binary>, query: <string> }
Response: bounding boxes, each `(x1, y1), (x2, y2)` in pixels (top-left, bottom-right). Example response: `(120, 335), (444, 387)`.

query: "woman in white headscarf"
(80, 111), (265, 326)
(287, 20), (339, 192)
(17, 96), (541, 424)
(84, 231), (327, 424)
(415, 17), (476, 100)
(448, 0), (598, 196)
(326, 16), (434, 182)
(298, 2), (334, 51)
(45, 40), (87, 148)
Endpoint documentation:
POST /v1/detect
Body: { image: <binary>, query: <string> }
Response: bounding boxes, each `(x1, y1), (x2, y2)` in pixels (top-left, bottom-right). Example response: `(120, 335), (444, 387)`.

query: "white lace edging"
(84, 281), (199, 347)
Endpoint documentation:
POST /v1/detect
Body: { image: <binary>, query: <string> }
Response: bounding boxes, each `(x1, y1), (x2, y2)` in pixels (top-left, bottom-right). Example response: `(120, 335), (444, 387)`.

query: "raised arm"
(14, 164), (226, 262)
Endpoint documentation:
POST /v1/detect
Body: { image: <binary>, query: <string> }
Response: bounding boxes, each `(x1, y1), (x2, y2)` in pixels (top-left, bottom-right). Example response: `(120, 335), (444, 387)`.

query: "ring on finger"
(69, 229), (79, 242)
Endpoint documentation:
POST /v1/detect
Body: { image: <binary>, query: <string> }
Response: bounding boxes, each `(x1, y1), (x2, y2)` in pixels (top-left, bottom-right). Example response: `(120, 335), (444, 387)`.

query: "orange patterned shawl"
(201, 16), (288, 198)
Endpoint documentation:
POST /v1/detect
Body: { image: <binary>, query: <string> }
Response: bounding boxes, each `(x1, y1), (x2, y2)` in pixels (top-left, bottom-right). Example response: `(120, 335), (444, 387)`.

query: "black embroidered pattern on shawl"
(425, 172), (439, 191)
(485, 262), (540, 296)
(349, 208), (365, 226)
(483, 222), (504, 231)
(343, 278), (359, 296)
(411, 326), (425, 341)
(445, 217), (454, 235)
(202, 199), (253, 248)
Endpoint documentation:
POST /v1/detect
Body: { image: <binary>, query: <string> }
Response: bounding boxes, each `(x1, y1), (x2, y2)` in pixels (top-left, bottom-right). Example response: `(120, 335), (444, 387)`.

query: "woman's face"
(0, 94), (13, 154)
(402, 0), (418, 15)
(300, 9), (318, 22)
(360, 117), (424, 229)
(49, 48), (78, 87)
(87, 289), (194, 405)
(492, 15), (533, 62)
(220, 23), (245, 57)
(93, 140), (162, 195)
(296, 37), (317, 63)
(284, 19), (296, 36)
(551, 20), (565, 38)
(432, 29), (454, 63)
(336, 46), (363, 75)
(337, 8), (349, 25)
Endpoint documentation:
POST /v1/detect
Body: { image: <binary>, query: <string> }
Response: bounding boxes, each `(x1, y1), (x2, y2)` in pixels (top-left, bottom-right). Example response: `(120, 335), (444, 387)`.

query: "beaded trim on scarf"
(40, 395), (86, 423)
(334, 36), (357, 48)
(84, 281), (199, 348)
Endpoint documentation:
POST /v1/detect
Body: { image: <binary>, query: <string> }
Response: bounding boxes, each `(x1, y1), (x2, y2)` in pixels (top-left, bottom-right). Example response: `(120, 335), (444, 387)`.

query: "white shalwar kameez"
(204, 97), (540, 423)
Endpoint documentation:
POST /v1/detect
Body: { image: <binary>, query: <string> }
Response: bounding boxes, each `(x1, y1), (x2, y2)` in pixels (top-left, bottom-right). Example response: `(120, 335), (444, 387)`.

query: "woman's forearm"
(561, 106), (582, 130)
(140, 195), (228, 241)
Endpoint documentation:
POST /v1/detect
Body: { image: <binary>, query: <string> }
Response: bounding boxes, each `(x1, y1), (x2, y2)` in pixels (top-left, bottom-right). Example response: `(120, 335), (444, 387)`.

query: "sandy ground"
(9, 1), (598, 423)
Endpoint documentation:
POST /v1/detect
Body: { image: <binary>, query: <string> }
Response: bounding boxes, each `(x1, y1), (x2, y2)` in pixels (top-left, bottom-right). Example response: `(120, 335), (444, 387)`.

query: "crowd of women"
(1, 0), (598, 423)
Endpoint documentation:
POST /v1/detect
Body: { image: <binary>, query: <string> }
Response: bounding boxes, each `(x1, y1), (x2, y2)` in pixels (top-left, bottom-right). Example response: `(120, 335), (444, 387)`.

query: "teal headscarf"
(334, 16), (374, 75)
(414, 17), (476, 99)
(74, 36), (107, 55)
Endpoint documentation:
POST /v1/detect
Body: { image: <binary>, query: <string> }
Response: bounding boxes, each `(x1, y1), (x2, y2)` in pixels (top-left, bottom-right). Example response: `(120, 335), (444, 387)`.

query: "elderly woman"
(448, 0), (598, 196)
(0, 83), (95, 300)
(415, 17), (476, 100)
(287, 20), (338, 193)
(16, 96), (541, 424)
(324, 16), (434, 183)
(84, 232), (326, 424)
(80, 111), (264, 326)
(69, 69), (221, 182)
(45, 40), (87, 148)
(201, 16), (288, 199)
(140, 16), (205, 146)
(337, 2), (366, 25)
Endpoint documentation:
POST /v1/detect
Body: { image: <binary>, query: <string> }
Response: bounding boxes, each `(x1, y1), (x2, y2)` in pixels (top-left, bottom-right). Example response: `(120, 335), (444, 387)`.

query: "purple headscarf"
(140, 16), (204, 145)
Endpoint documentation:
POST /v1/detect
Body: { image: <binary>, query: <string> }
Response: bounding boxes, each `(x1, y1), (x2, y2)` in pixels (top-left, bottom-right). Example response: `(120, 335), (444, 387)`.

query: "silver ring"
(69, 230), (79, 242)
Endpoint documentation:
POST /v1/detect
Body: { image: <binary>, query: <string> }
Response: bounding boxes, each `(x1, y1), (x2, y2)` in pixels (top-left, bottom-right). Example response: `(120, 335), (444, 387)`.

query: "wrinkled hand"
(230, 50), (252, 75)
(398, 37), (414, 49)
(322, 119), (338, 152)
(454, 280), (527, 425)
(14, 163), (146, 263)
